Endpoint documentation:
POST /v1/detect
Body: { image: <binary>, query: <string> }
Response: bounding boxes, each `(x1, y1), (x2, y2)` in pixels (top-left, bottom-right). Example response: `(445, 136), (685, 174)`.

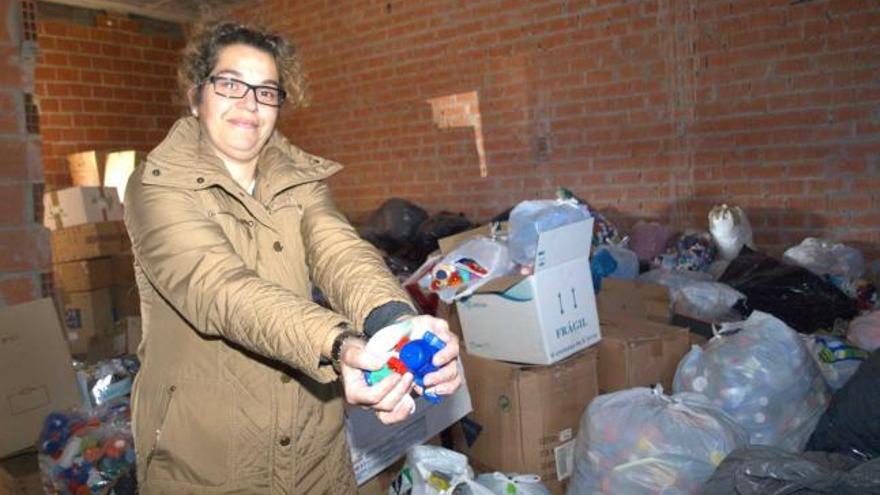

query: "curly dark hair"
(178, 21), (308, 110)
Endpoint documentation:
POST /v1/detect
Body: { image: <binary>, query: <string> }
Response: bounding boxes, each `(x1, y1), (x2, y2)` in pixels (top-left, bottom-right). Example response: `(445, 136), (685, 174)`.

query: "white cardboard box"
(448, 218), (601, 365)
(43, 186), (124, 231)
(346, 366), (472, 485)
(0, 299), (81, 457)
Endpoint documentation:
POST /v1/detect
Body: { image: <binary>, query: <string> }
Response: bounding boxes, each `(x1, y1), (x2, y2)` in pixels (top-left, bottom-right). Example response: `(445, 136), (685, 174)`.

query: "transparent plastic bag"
(474, 473), (552, 495)
(567, 387), (748, 495)
(508, 200), (590, 266)
(804, 334), (867, 391)
(419, 236), (516, 303)
(848, 310), (880, 352)
(783, 238), (865, 284)
(673, 311), (830, 450)
(391, 445), (494, 495)
(74, 355), (140, 410)
(594, 244), (639, 280)
(672, 281), (746, 322)
(38, 400), (135, 495)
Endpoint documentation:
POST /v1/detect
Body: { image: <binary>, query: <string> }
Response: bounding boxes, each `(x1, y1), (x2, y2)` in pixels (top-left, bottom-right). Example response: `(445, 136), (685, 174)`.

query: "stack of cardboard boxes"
(44, 150), (144, 361)
(429, 219), (691, 495)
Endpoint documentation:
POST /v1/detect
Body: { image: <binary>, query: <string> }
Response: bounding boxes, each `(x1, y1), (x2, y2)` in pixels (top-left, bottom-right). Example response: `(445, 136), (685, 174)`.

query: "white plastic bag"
(474, 473), (552, 495)
(419, 236), (516, 303)
(847, 310), (880, 352)
(803, 334), (867, 391)
(567, 387), (748, 495)
(708, 204), (754, 260)
(508, 199), (591, 266)
(783, 238), (865, 282)
(391, 445), (495, 495)
(672, 281), (745, 322)
(673, 311), (830, 450)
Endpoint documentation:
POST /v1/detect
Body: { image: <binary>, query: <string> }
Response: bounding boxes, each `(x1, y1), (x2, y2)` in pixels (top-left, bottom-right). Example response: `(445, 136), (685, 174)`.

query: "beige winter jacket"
(124, 117), (413, 494)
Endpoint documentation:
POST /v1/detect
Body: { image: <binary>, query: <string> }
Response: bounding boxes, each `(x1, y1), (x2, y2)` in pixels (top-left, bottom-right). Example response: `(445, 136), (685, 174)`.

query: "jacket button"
(279, 436), (291, 447)
(151, 169), (161, 176)
(280, 374), (291, 383)
(196, 177), (205, 184)
(273, 241), (283, 252)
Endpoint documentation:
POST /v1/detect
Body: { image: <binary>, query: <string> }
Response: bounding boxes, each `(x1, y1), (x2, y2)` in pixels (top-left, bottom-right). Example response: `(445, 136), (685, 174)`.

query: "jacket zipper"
(144, 384), (177, 475)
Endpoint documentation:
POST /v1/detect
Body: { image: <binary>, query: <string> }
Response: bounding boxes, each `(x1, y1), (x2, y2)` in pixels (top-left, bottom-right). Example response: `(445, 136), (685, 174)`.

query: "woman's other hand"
(338, 337), (416, 424)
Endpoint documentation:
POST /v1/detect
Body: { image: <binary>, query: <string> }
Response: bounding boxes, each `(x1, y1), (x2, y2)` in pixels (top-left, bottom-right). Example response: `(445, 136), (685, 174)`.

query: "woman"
(124, 21), (461, 494)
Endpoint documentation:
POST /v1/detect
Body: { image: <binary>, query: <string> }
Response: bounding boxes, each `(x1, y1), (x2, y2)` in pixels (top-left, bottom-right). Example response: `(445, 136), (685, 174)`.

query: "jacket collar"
(141, 117), (342, 198)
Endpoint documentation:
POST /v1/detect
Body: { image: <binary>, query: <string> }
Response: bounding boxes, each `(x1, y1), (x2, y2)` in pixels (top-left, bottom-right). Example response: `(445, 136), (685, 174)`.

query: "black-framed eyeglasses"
(204, 75), (287, 107)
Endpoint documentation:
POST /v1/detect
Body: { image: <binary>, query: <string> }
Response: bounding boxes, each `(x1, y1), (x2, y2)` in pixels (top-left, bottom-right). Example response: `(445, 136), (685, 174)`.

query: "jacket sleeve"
(125, 178), (345, 384)
(298, 181), (416, 329)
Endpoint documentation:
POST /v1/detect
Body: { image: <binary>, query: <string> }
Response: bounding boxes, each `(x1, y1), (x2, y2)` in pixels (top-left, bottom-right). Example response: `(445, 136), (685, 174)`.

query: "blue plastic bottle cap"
(400, 341), (430, 373)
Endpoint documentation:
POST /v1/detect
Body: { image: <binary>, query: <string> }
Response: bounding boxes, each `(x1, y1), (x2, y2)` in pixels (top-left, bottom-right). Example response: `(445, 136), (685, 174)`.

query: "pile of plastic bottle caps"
(38, 399), (135, 495)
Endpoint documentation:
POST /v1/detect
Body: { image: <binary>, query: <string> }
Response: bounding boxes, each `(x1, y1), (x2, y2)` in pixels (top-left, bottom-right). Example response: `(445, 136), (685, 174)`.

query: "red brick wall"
(35, 11), (182, 189)
(234, 0), (879, 258)
(0, 0), (50, 306)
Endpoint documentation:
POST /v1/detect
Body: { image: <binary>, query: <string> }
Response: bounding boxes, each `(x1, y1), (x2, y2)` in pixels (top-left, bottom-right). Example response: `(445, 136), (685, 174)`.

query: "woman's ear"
(187, 85), (199, 117)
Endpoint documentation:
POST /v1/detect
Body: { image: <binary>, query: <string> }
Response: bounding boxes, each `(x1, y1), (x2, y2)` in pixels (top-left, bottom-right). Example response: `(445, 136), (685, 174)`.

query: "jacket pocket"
(148, 379), (231, 486)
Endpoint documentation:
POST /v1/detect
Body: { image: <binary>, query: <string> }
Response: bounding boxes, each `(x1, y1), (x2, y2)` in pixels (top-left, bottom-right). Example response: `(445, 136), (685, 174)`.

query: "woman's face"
(196, 43), (280, 166)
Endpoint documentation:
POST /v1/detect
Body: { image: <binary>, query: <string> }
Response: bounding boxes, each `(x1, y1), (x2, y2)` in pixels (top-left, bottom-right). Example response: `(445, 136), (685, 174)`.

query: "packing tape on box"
(48, 190), (64, 230)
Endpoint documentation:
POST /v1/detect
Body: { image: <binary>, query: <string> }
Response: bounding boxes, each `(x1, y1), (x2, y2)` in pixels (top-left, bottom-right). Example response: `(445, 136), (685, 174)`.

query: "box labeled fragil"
(43, 186), (123, 231)
(0, 299), (81, 458)
(442, 219), (601, 365)
(451, 347), (599, 495)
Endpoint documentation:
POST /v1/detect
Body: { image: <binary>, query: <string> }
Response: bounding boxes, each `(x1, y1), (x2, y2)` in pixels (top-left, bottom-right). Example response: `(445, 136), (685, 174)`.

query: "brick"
(0, 183), (29, 226)
(0, 274), (40, 306)
(0, 228), (50, 272)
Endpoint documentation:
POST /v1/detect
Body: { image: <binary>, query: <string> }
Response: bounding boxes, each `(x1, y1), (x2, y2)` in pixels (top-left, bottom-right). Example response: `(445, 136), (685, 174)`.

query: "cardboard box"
(0, 452), (42, 495)
(50, 221), (131, 263)
(0, 299), (81, 458)
(597, 278), (671, 324)
(116, 316), (142, 354)
(452, 347), (599, 495)
(111, 254), (135, 284)
(68, 150), (143, 203)
(53, 257), (116, 291)
(60, 288), (115, 357)
(597, 315), (690, 393)
(110, 283), (140, 318)
(43, 186), (124, 231)
(67, 150), (108, 187)
(446, 219), (601, 365)
(103, 150), (142, 202)
(346, 368), (472, 485)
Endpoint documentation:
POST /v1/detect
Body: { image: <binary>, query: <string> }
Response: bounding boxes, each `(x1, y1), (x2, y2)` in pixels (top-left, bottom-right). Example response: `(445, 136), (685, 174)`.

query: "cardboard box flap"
(438, 223), (497, 254)
(533, 217), (593, 272)
(600, 314), (687, 343)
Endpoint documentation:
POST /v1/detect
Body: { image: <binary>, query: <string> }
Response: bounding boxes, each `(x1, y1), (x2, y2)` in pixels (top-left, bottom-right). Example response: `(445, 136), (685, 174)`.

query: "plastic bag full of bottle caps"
(673, 311), (830, 451)
(567, 387), (748, 495)
(38, 399), (135, 495)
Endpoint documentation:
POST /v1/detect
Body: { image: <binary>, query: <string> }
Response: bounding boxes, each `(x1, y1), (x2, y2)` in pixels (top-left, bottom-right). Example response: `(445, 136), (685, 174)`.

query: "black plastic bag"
(807, 351), (880, 459)
(718, 247), (858, 333)
(359, 198), (428, 252)
(701, 445), (880, 495)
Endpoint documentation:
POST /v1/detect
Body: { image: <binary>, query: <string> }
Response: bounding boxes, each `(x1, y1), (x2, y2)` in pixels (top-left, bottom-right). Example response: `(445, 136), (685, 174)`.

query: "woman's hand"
(404, 315), (463, 399)
(337, 337), (416, 424)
